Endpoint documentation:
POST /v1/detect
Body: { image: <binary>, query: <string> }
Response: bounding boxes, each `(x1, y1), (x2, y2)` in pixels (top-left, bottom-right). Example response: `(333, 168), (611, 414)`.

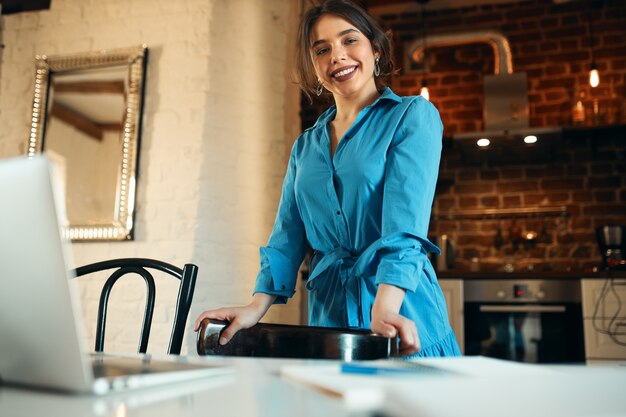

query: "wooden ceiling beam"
(53, 81), (125, 95)
(49, 102), (103, 141)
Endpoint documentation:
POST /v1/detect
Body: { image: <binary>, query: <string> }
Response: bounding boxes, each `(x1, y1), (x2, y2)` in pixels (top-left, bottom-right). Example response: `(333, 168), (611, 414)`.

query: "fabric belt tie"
(304, 232), (440, 329)
(306, 246), (378, 328)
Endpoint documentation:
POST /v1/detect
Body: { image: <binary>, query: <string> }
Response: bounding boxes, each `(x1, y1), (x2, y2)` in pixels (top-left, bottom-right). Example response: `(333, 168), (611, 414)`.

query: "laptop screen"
(0, 156), (94, 392)
(0, 156), (234, 395)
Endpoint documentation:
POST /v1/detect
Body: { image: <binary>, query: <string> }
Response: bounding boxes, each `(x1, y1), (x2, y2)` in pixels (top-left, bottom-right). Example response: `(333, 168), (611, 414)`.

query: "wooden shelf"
(433, 206), (569, 221)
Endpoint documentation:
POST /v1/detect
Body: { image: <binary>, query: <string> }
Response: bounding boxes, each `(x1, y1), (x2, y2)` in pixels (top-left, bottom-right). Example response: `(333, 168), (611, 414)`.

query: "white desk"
(0, 357), (362, 417)
(1, 356), (625, 417)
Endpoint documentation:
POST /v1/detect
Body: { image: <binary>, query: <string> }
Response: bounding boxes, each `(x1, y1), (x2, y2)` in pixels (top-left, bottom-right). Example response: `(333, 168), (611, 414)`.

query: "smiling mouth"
(332, 66), (357, 78)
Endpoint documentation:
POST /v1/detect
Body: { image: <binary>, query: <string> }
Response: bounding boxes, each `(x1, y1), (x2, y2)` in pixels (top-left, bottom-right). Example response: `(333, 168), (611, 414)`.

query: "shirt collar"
(375, 87), (402, 104)
(311, 87), (402, 130)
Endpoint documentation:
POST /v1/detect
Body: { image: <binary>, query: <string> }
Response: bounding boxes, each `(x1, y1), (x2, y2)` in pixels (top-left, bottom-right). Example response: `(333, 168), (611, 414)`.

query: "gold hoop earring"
(374, 58), (381, 77)
(316, 80), (323, 96)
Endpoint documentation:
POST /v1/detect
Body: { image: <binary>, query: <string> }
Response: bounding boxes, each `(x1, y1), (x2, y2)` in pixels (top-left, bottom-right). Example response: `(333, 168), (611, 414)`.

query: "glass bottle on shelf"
(607, 77), (618, 125)
(572, 90), (585, 126)
(592, 98), (603, 126)
(621, 83), (626, 124)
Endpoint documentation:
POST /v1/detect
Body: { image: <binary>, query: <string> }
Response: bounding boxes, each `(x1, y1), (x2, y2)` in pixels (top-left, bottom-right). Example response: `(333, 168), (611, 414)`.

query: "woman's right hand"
(193, 293), (276, 345)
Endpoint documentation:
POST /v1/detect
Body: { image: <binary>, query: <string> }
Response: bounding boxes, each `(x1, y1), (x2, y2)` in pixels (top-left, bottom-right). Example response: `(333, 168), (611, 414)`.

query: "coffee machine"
(596, 225), (626, 270)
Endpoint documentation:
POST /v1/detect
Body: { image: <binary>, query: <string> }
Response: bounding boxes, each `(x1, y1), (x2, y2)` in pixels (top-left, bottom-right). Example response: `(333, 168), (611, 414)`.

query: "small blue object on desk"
(340, 362), (452, 377)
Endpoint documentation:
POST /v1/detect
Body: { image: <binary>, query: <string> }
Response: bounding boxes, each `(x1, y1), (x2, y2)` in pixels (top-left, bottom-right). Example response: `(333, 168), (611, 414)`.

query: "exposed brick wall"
(304, 1), (626, 131)
(378, 0), (626, 272)
(432, 128), (626, 272)
(383, 0), (626, 135)
(301, 0), (626, 273)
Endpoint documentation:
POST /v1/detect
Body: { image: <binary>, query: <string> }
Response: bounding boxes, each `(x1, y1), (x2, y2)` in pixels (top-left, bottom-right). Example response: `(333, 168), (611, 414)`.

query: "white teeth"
(334, 67), (355, 77)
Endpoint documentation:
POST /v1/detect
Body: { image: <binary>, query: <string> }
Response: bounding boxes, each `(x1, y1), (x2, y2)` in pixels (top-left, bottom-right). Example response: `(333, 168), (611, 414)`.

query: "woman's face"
(309, 14), (379, 101)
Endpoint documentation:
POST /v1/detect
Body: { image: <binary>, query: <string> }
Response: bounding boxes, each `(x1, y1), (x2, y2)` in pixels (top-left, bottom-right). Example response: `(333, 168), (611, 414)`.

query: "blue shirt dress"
(254, 88), (461, 357)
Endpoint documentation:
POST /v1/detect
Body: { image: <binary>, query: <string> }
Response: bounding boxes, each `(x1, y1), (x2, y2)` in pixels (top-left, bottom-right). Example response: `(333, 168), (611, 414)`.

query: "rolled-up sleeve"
(375, 98), (443, 292)
(253, 146), (307, 304)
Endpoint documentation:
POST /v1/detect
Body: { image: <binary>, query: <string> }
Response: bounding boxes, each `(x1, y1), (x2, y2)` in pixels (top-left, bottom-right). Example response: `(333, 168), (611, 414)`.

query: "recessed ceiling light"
(524, 135), (537, 144)
(477, 138), (490, 147)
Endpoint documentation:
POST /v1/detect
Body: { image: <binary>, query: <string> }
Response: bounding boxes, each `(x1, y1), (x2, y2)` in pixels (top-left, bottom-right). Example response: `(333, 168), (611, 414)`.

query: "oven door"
(464, 302), (584, 363)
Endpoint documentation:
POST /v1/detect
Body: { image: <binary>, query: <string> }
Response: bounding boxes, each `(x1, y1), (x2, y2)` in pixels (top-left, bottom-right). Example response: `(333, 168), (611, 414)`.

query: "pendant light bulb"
(587, 5), (599, 89)
(420, 79), (430, 101)
(419, 1), (430, 102)
(589, 62), (599, 88)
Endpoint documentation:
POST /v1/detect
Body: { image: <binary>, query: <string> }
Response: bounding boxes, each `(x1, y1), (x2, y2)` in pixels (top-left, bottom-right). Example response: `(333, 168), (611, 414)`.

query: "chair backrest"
(74, 258), (198, 355)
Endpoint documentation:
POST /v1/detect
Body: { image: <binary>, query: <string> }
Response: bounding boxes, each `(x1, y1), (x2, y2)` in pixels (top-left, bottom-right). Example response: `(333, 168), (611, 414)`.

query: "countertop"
(437, 270), (626, 280)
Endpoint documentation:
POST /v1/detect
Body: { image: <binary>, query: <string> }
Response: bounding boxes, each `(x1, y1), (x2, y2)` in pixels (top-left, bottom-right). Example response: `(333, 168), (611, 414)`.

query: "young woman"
(195, 0), (460, 358)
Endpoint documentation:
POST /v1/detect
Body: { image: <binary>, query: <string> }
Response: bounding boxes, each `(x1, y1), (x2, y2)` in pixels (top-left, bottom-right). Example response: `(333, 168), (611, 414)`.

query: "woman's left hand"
(371, 283), (420, 356)
(370, 309), (420, 356)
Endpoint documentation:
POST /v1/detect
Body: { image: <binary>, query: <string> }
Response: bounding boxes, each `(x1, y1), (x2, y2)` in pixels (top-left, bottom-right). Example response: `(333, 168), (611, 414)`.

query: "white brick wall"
(0, 0), (303, 354)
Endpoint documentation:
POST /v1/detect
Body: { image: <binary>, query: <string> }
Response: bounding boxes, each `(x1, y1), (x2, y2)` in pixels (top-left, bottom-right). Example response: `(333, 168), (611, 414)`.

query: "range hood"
(408, 30), (561, 147)
(453, 72), (561, 145)
(453, 71), (560, 164)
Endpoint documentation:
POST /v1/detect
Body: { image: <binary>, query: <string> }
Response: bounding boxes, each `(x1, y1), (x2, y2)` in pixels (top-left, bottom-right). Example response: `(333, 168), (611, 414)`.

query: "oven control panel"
(465, 279), (581, 303)
(513, 284), (527, 298)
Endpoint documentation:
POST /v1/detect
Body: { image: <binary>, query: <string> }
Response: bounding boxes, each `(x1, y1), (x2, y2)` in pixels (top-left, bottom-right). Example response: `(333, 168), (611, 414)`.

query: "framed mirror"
(27, 45), (148, 241)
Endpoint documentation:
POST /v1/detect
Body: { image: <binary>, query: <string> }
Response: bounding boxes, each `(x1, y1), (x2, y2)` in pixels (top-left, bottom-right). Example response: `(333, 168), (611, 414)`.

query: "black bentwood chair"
(74, 258), (198, 355)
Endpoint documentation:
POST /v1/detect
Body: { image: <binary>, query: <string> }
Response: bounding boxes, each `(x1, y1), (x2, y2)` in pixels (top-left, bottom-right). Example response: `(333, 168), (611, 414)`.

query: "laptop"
(0, 155), (233, 394)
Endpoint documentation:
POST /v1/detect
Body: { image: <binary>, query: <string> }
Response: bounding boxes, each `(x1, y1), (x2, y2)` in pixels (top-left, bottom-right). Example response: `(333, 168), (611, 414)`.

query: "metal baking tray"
(196, 319), (399, 360)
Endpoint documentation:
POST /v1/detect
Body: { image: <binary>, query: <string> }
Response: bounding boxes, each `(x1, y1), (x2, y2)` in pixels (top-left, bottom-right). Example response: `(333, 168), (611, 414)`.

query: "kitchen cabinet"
(439, 279), (464, 354)
(581, 278), (626, 363)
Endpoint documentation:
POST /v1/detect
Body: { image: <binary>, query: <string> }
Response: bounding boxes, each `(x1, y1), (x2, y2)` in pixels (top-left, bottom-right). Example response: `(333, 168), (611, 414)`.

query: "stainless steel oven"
(464, 279), (585, 363)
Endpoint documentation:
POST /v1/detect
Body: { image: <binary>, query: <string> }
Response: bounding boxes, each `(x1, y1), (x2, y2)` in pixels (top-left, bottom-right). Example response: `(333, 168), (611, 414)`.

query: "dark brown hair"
(295, 0), (395, 101)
